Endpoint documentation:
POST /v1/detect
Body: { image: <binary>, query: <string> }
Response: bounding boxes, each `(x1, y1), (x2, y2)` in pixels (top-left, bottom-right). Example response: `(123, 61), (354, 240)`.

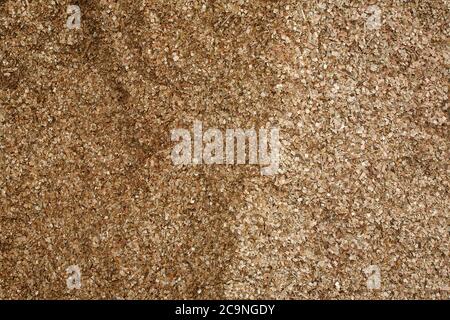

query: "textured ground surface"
(0, 0), (449, 299)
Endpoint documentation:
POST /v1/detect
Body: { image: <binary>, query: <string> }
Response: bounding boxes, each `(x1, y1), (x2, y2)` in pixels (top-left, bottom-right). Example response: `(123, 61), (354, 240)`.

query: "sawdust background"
(0, 0), (448, 299)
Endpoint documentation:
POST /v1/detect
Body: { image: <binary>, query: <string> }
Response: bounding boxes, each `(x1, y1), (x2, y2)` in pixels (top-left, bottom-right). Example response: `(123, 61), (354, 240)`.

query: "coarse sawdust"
(0, 0), (449, 299)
